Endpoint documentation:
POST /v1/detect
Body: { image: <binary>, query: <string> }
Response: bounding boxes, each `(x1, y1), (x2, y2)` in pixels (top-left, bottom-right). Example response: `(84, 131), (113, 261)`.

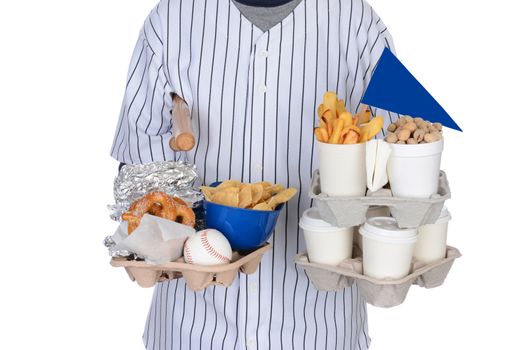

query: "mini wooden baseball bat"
(169, 94), (195, 151)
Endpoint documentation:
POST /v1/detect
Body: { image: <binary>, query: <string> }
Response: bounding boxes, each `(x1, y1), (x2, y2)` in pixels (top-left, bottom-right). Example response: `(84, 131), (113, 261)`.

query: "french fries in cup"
(315, 92), (385, 197)
(315, 92), (384, 145)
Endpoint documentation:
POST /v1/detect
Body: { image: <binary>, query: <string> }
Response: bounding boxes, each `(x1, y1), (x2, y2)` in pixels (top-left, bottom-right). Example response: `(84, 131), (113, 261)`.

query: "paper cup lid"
(299, 208), (334, 229)
(360, 217), (417, 242)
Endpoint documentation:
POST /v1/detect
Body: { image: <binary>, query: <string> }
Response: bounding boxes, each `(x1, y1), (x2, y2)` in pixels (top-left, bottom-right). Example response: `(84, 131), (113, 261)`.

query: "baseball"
(183, 229), (233, 265)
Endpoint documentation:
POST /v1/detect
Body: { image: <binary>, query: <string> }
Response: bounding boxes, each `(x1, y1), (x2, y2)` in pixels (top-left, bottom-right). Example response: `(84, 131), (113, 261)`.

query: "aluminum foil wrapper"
(103, 235), (141, 259)
(108, 160), (204, 222)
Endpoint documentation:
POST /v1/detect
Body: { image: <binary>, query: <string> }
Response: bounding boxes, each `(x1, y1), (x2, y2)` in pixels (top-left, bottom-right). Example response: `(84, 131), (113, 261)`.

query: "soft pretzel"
(122, 191), (195, 234)
(147, 196), (187, 216)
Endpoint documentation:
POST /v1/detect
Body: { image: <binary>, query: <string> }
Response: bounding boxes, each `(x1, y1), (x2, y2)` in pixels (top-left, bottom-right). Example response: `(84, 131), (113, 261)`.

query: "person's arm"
(346, 0), (399, 134)
(110, 0), (176, 165)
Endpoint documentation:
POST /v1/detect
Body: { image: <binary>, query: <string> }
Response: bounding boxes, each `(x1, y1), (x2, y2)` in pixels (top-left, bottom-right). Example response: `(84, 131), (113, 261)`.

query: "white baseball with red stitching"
(183, 229), (232, 265)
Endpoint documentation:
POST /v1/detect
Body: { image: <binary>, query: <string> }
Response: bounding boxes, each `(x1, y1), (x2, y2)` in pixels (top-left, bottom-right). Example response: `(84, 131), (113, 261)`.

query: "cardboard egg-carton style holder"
(295, 245), (461, 308)
(309, 169), (451, 229)
(111, 243), (271, 291)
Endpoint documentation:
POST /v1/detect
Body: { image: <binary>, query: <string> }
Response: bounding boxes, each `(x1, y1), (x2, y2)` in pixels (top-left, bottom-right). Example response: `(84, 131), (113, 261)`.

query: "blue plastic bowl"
(203, 182), (284, 252)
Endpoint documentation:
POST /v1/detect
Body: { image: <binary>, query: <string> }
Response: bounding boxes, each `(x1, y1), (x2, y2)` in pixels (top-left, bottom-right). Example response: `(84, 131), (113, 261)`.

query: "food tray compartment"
(296, 246), (461, 308)
(111, 243), (271, 291)
(309, 169), (451, 228)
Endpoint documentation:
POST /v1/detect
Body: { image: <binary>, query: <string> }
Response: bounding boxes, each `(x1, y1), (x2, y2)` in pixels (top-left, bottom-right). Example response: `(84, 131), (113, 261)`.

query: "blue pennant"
(362, 48), (462, 132)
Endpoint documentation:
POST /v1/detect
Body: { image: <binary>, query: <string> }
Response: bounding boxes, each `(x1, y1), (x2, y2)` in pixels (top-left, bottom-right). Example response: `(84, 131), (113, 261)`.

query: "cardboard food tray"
(309, 169), (451, 228)
(111, 243), (271, 291)
(295, 246), (461, 308)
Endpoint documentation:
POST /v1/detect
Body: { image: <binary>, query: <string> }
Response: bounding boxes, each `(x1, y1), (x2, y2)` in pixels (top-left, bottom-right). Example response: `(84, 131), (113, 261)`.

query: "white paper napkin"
(113, 214), (196, 265)
(366, 139), (392, 192)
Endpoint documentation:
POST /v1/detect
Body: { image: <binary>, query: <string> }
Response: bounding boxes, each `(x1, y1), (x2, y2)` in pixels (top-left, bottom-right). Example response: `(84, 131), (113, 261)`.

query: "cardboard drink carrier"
(112, 244), (270, 291)
(310, 169), (451, 229)
(295, 245), (460, 308)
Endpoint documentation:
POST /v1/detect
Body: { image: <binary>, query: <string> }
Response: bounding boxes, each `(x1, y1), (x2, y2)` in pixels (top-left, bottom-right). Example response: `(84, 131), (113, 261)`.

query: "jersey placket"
(244, 27), (271, 350)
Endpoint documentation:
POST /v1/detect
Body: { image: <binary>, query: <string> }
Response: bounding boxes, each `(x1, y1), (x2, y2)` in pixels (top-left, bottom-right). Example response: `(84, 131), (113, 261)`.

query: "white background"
(0, 0), (523, 349)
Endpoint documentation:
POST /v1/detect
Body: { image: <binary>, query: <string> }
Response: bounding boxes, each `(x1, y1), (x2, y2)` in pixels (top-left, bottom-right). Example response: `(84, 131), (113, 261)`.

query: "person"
(111, 0), (398, 348)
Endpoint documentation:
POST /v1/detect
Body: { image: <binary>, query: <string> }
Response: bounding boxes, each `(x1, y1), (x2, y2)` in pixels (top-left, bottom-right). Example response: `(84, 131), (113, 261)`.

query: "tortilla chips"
(200, 181), (297, 211)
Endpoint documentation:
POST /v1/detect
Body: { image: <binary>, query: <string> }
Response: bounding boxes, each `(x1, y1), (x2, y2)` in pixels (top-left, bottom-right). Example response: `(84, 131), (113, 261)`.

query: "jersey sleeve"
(346, 0), (400, 135)
(110, 2), (176, 164)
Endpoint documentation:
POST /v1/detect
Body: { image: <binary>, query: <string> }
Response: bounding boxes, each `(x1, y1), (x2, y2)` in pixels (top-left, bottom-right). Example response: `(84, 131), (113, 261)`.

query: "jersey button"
(258, 85), (267, 94)
(260, 49), (269, 58)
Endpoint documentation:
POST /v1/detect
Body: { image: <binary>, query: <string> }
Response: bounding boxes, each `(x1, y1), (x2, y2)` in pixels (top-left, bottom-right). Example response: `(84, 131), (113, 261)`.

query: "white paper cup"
(317, 140), (366, 197)
(414, 207), (451, 264)
(300, 208), (353, 266)
(359, 217), (417, 279)
(387, 138), (444, 198)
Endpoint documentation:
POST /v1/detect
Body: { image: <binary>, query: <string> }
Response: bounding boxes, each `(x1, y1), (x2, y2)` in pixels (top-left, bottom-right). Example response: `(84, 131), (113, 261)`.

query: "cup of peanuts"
(384, 116), (444, 198)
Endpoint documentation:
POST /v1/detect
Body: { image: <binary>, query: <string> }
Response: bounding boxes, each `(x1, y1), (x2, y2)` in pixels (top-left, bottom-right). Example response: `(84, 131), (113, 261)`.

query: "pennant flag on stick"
(362, 48), (462, 131)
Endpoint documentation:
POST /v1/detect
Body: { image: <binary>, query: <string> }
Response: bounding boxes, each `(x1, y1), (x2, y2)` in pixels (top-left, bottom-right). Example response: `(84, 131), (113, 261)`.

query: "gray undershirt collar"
(233, 0), (303, 32)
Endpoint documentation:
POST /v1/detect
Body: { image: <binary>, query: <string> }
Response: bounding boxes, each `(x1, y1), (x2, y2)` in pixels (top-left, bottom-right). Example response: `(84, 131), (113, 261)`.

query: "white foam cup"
(299, 208), (353, 266)
(359, 217), (417, 279)
(414, 207), (451, 264)
(387, 138), (444, 198)
(317, 140), (366, 197)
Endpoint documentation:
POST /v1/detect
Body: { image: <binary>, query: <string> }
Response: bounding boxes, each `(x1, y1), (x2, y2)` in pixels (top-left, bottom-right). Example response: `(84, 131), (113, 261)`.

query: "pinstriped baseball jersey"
(110, 0), (397, 349)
